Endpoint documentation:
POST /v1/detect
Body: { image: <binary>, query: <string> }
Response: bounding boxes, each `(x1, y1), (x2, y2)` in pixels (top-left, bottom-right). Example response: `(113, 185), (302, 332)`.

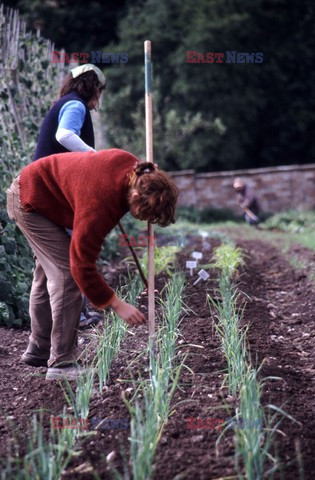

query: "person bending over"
(6, 148), (178, 381)
(233, 178), (260, 225)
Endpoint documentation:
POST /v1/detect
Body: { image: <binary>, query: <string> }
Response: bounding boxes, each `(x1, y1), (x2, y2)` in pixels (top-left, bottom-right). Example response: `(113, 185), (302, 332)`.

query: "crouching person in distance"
(6, 149), (178, 381)
(233, 177), (260, 225)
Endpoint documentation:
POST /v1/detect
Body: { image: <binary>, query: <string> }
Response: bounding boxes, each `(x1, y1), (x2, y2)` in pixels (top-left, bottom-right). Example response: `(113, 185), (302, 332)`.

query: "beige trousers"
(6, 177), (82, 367)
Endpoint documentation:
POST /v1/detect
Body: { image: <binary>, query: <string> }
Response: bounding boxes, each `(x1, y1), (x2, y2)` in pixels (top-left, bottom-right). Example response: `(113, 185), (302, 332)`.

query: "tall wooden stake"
(144, 40), (155, 350)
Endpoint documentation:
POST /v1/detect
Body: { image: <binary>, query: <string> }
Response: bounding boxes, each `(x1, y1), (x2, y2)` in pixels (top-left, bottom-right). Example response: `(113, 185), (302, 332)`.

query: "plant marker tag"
(186, 260), (197, 276)
(193, 269), (210, 286)
(203, 241), (212, 251)
(192, 251), (203, 262)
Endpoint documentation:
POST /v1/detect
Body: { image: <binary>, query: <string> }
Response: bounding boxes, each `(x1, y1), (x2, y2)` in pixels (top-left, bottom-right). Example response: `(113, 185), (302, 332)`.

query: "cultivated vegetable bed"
(0, 234), (315, 479)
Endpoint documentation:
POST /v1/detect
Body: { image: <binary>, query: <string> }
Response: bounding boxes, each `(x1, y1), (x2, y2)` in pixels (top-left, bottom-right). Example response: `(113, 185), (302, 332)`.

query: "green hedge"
(176, 206), (241, 224)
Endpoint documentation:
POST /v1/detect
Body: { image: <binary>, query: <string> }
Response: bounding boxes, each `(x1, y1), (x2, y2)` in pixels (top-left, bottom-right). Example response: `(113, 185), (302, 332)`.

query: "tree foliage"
(3, 0), (314, 172)
(102, 0), (315, 172)
(1, 0), (127, 53)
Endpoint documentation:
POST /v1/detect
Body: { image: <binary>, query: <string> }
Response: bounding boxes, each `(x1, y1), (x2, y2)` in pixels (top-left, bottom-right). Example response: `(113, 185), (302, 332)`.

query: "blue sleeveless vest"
(33, 92), (95, 161)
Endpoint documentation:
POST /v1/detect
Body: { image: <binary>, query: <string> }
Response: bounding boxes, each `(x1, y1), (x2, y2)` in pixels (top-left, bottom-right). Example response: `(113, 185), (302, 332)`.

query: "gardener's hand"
(109, 294), (146, 326)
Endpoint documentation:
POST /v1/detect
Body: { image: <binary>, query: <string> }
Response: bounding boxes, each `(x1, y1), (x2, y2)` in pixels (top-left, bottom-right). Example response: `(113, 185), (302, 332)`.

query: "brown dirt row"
(0, 235), (314, 479)
(235, 238), (315, 480)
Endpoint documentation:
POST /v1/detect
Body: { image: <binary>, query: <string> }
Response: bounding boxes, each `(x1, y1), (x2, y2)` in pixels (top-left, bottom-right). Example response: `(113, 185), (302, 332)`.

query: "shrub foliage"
(0, 5), (66, 326)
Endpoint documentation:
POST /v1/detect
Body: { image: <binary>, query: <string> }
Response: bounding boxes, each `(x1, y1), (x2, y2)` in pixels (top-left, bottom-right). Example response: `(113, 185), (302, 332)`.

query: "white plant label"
(186, 260), (197, 276)
(193, 269), (210, 285)
(192, 251), (203, 261)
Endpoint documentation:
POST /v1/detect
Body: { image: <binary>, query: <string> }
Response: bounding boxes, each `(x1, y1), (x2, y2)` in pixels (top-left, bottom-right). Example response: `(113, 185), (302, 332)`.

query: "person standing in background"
(33, 63), (106, 327)
(233, 178), (260, 225)
(34, 63), (105, 159)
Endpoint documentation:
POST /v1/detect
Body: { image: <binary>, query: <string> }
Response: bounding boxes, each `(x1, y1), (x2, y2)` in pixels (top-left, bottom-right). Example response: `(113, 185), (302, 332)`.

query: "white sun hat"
(71, 64), (106, 86)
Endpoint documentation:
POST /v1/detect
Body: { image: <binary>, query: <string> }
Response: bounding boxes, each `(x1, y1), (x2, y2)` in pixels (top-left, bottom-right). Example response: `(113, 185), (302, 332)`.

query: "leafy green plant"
(123, 244), (180, 280)
(0, 5), (67, 326)
(141, 245), (180, 277)
(0, 219), (33, 326)
(212, 243), (244, 279)
(261, 210), (315, 233)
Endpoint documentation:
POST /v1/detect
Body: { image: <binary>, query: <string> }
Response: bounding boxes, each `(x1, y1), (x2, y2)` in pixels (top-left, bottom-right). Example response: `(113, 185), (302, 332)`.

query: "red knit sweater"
(19, 148), (140, 308)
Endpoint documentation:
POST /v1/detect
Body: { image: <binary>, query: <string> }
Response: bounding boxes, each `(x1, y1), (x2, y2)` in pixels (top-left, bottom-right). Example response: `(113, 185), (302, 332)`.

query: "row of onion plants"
(210, 243), (298, 480)
(113, 272), (185, 480)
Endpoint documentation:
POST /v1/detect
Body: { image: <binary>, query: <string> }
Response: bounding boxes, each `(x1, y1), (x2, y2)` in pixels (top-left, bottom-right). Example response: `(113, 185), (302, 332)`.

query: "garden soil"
(0, 236), (314, 479)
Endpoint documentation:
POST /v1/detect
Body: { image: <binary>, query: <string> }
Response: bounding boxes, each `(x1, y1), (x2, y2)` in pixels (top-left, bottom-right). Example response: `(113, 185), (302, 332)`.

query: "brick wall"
(169, 164), (315, 213)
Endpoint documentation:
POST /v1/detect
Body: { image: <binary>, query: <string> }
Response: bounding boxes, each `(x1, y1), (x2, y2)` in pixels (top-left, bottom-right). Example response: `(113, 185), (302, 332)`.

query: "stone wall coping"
(169, 169), (195, 176)
(169, 163), (315, 179)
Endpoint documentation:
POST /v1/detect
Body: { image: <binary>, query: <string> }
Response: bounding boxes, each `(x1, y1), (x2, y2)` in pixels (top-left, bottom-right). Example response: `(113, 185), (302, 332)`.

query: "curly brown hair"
(59, 70), (106, 103)
(128, 162), (179, 227)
